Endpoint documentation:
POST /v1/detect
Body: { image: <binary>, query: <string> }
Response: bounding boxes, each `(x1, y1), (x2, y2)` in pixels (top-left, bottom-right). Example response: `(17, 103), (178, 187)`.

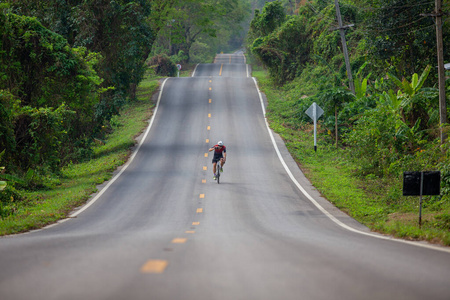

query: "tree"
(0, 10), (102, 172)
(251, 13), (312, 84)
(317, 88), (355, 147)
(8, 0), (156, 117)
(151, 0), (250, 62)
(365, 0), (439, 75)
(247, 0), (286, 43)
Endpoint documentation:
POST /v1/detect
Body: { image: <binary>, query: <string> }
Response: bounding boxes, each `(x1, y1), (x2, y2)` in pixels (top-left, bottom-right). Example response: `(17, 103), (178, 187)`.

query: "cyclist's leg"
(212, 162), (217, 175)
(212, 157), (218, 178)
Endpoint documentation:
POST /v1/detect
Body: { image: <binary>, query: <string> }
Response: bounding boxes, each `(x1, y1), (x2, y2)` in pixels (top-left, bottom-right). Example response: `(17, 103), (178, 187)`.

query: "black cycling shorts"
(212, 155), (223, 164)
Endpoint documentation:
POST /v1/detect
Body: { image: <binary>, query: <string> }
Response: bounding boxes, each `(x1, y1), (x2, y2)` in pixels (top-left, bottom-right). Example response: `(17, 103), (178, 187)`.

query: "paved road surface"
(1, 52), (449, 300)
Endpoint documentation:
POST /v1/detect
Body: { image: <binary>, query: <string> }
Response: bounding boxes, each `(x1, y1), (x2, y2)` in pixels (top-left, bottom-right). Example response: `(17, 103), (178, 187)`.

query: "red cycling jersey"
(212, 145), (226, 155)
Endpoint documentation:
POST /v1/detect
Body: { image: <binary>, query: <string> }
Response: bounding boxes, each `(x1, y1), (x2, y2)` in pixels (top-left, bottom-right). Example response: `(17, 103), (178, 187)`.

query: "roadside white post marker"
(176, 64), (182, 78)
(305, 102), (324, 152)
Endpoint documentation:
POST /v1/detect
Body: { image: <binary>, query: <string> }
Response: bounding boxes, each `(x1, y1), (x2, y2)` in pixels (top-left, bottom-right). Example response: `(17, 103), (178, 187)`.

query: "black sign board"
(403, 171), (441, 196)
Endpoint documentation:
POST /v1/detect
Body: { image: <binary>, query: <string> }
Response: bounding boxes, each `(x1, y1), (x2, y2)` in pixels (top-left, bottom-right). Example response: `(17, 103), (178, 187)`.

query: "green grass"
(253, 68), (450, 246)
(0, 73), (163, 235)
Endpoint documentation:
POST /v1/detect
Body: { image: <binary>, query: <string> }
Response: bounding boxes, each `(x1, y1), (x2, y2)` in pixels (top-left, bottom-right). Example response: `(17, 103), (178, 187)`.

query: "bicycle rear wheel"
(216, 165), (220, 184)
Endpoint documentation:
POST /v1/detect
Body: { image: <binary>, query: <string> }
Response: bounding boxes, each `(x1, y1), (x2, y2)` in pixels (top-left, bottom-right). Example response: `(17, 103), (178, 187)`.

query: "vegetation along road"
(1, 52), (449, 300)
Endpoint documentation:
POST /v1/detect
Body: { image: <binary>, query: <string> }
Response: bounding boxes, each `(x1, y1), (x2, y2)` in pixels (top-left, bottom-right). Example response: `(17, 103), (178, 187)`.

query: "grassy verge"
(253, 68), (450, 246)
(0, 73), (163, 235)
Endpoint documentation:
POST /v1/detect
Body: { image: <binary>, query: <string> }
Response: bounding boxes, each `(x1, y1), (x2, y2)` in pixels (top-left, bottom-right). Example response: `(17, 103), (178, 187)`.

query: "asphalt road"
(1, 52), (450, 300)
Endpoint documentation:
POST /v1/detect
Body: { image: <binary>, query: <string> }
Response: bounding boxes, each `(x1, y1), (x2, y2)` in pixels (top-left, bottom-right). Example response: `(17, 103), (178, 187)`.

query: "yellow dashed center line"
(202, 179), (206, 183)
(207, 126), (210, 130)
(204, 153), (208, 157)
(185, 231), (195, 234)
(199, 194), (205, 199)
(203, 166), (207, 171)
(209, 87), (212, 91)
(219, 63), (223, 76)
(192, 222), (200, 226)
(141, 260), (168, 274)
(206, 139), (209, 143)
(208, 113), (211, 118)
(172, 238), (187, 244)
(209, 99), (212, 103)
(197, 208), (203, 213)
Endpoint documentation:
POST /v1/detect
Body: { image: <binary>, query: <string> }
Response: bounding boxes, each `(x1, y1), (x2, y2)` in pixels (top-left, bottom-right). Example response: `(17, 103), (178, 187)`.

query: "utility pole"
(422, 0), (447, 144)
(333, 0), (355, 94)
(435, 0), (447, 144)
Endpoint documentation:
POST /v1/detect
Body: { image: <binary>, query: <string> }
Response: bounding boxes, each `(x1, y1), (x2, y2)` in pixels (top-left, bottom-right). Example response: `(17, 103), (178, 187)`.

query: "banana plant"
(388, 65), (431, 98)
(387, 65), (432, 127)
(354, 61), (372, 100)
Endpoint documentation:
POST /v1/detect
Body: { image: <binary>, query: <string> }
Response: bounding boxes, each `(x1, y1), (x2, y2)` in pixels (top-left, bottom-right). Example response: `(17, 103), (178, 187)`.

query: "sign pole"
(305, 102), (324, 153)
(176, 64), (182, 78)
(419, 172), (424, 227)
(313, 105), (317, 152)
(403, 171), (441, 227)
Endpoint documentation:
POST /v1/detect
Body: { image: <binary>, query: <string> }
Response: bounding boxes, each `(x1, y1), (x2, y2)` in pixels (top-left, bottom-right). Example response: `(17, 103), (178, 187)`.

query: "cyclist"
(208, 141), (226, 180)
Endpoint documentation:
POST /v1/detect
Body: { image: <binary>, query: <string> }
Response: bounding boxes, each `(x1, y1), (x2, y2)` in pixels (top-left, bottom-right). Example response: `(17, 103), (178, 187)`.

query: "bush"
(0, 12), (102, 174)
(0, 184), (23, 219)
(148, 54), (177, 77)
(189, 43), (212, 64)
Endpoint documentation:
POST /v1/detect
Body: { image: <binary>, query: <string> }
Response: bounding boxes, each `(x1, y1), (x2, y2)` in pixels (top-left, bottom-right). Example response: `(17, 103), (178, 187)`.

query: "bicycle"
(215, 158), (224, 184)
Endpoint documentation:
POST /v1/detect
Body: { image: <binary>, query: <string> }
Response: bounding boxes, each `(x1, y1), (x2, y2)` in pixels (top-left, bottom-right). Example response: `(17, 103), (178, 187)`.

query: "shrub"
(252, 15), (312, 84)
(148, 54), (177, 77)
(0, 12), (102, 173)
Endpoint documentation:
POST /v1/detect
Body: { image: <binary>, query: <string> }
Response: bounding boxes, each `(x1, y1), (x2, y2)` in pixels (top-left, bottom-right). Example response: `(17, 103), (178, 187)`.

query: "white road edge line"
(68, 78), (170, 219)
(192, 63), (199, 77)
(252, 77), (450, 254)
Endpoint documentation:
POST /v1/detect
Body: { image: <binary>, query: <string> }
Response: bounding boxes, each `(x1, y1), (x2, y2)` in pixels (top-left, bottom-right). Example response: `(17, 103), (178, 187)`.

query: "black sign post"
(403, 171), (441, 227)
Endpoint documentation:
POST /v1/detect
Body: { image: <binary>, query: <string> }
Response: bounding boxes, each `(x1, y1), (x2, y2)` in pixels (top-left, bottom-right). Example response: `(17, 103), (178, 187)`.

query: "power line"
(371, 24), (435, 37)
(368, 16), (431, 33)
(358, 1), (434, 11)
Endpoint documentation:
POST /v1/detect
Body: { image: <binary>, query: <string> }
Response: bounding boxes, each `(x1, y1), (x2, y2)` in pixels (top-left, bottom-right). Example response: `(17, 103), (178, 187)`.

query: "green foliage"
(8, 0), (155, 116)
(315, 87), (355, 145)
(189, 42), (213, 64)
(0, 184), (24, 219)
(0, 91), (17, 162)
(251, 14), (312, 84)
(148, 54), (177, 77)
(0, 151), (6, 191)
(0, 72), (160, 233)
(0, 11), (101, 175)
(365, 0), (441, 75)
(248, 0), (286, 38)
(388, 66), (439, 131)
(152, 0), (250, 62)
(170, 50), (189, 65)
(248, 0), (450, 244)
(254, 68), (450, 245)
(353, 61), (371, 100)
(343, 65), (437, 177)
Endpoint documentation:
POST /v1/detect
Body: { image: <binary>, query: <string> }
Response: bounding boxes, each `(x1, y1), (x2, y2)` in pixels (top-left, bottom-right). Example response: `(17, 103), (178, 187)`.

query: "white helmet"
(218, 141), (223, 146)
